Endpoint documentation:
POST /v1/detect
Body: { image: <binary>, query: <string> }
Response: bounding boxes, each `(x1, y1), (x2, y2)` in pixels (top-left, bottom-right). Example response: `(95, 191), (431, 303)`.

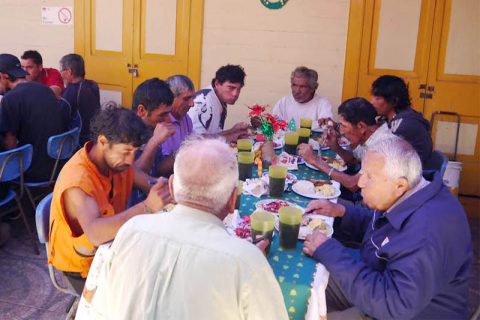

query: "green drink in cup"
(237, 151), (254, 181)
(250, 210), (275, 254)
(237, 138), (253, 152)
(279, 206), (302, 249)
(235, 181), (243, 210)
(268, 165), (288, 198)
(284, 132), (299, 155)
(300, 118), (313, 129)
(298, 128), (311, 145)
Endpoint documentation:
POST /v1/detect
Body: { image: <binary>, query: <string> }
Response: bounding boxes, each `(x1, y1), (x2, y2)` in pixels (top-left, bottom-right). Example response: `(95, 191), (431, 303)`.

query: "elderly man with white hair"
(302, 136), (472, 319)
(90, 136), (288, 320)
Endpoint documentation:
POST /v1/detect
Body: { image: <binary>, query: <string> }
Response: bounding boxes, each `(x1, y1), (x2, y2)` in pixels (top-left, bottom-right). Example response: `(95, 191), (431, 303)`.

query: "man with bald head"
(91, 136), (288, 319)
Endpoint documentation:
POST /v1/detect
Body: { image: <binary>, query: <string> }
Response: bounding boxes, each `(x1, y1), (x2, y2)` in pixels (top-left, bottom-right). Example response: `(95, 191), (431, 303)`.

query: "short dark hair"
(211, 64), (246, 87)
(90, 107), (148, 147)
(21, 50), (43, 65)
(371, 75), (411, 112)
(132, 78), (174, 113)
(59, 53), (85, 78)
(338, 97), (377, 126)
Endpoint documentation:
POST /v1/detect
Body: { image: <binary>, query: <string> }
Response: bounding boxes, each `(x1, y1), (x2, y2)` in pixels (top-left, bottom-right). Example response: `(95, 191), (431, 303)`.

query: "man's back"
(61, 79), (101, 146)
(0, 81), (67, 181)
(92, 204), (288, 320)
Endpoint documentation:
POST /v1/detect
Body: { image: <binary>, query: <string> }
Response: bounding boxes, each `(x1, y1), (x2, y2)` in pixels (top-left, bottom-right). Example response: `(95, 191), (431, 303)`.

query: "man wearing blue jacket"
(303, 136), (472, 319)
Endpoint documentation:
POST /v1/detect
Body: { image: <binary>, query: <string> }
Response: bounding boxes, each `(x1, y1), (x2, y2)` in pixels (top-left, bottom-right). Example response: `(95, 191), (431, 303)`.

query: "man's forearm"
(134, 139), (161, 173)
(85, 201), (147, 246)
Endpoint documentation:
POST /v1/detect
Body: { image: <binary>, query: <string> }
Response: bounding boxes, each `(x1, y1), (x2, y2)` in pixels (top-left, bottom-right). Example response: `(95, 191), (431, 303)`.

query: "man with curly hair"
(49, 107), (173, 294)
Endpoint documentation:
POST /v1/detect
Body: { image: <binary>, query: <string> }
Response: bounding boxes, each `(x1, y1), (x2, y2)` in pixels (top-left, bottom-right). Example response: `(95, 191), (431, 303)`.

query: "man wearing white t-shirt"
(273, 66), (333, 129)
(189, 64), (249, 142)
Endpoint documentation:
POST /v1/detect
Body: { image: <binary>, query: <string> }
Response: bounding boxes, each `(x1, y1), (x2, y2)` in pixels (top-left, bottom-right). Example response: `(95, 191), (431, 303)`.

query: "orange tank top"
(48, 142), (134, 277)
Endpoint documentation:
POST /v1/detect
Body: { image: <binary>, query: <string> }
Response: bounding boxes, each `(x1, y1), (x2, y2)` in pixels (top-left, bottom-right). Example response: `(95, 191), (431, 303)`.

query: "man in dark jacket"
(303, 136), (472, 319)
(0, 53), (68, 182)
(370, 75), (433, 165)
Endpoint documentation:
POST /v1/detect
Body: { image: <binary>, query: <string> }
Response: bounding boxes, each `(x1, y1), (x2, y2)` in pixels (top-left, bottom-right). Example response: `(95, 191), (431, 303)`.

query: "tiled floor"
(0, 197), (479, 319)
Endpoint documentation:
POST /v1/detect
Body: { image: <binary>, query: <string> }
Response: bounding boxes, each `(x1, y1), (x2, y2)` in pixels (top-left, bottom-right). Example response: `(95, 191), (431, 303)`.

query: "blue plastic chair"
(0, 144), (39, 254)
(422, 150), (449, 181)
(24, 127), (80, 209)
(35, 193), (80, 317)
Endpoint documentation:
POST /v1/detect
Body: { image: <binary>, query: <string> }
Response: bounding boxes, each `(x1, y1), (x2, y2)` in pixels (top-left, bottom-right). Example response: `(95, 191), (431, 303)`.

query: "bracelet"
(328, 167), (335, 178)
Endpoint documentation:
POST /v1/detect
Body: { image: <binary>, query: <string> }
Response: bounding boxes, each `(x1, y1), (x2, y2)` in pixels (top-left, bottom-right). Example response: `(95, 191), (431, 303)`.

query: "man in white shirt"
(273, 66), (333, 129)
(188, 64), (249, 142)
(91, 137), (288, 320)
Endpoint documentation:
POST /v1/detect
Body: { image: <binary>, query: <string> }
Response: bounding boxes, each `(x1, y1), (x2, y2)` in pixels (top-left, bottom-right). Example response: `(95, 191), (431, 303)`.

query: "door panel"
(132, 0), (191, 90)
(356, 0), (436, 113)
(83, 0), (134, 106)
(426, 0), (480, 195)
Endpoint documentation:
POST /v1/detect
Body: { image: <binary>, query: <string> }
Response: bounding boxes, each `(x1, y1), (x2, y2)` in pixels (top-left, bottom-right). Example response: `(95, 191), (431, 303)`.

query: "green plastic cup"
(279, 206), (302, 249)
(250, 210), (275, 254)
(300, 118), (313, 129)
(284, 132), (299, 155)
(235, 181), (243, 210)
(237, 139), (253, 152)
(298, 128), (311, 145)
(269, 165), (288, 198)
(237, 152), (254, 181)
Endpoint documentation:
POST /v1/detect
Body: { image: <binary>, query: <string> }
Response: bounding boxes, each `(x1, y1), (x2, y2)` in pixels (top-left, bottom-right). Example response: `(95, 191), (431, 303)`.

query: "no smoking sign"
(42, 7), (74, 26)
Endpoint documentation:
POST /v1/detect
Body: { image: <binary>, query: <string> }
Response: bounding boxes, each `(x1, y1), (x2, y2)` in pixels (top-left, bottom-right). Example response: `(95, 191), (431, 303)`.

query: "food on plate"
(307, 179), (332, 187)
(321, 156), (346, 170)
(258, 200), (292, 214)
(234, 216), (251, 239)
(302, 216), (331, 236)
(294, 180), (315, 195)
(315, 184), (337, 197)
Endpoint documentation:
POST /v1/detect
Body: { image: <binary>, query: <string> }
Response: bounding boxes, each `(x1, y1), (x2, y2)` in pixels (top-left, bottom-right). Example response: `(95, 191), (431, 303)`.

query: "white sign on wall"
(41, 7), (74, 26)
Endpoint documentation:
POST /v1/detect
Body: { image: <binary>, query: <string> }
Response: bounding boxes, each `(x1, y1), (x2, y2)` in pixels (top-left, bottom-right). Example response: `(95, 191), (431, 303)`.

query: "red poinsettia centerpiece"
(248, 104), (288, 141)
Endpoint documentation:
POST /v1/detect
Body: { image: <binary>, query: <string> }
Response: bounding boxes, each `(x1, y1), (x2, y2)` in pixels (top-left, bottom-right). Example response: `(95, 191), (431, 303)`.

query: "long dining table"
(237, 150), (336, 320)
(76, 147), (339, 320)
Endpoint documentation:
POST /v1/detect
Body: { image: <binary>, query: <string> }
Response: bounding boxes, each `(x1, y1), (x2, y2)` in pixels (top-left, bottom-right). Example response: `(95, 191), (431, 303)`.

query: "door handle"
(128, 68), (139, 78)
(427, 86), (435, 92)
(419, 84), (426, 90)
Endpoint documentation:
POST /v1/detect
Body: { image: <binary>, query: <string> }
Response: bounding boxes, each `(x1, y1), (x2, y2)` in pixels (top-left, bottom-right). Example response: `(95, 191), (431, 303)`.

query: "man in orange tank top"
(49, 107), (173, 294)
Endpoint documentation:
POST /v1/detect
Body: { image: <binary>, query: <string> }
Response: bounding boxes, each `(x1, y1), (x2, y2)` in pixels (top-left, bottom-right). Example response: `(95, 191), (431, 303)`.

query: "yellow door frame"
(342, 0), (365, 101)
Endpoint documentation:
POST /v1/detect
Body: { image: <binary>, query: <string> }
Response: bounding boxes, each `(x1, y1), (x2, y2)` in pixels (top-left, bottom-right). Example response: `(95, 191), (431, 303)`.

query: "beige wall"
(0, 0), (350, 127)
(0, 0), (74, 69)
(201, 0), (350, 128)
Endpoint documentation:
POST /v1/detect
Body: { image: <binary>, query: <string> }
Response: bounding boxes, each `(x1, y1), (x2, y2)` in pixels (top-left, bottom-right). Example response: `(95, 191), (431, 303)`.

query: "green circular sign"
(260, 0), (289, 10)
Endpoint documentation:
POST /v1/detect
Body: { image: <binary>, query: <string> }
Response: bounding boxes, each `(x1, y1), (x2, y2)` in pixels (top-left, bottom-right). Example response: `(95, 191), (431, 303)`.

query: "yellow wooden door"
(74, 0), (203, 107)
(133, 0), (193, 90)
(354, 0), (437, 113)
(76, 0), (135, 107)
(343, 0), (480, 195)
(425, 0), (480, 195)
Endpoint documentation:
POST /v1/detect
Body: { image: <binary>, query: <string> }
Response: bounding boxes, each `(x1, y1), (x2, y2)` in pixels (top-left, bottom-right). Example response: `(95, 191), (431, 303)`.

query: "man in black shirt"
(59, 53), (101, 146)
(0, 53), (68, 182)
